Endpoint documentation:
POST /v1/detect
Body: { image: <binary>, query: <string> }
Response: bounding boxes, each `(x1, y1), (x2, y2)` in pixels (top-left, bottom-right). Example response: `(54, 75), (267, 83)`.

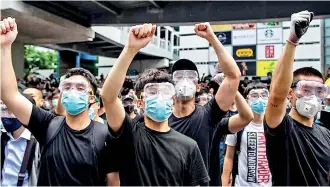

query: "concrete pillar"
(59, 50), (77, 76)
(11, 42), (25, 79)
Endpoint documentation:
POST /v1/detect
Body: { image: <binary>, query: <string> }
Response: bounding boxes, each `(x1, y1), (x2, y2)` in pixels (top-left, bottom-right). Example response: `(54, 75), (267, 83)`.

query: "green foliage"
(24, 45), (57, 75)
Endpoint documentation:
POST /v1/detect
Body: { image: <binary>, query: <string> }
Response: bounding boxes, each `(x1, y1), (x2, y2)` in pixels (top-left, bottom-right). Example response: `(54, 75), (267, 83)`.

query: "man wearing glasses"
(265, 11), (330, 186)
(222, 83), (272, 187)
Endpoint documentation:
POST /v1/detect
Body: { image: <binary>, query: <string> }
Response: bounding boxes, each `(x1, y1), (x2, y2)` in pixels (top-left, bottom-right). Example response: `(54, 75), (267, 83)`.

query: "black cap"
(171, 59), (199, 76)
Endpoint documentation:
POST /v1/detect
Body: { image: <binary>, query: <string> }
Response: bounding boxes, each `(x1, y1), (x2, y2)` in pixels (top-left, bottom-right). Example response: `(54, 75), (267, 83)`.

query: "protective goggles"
(59, 79), (92, 94)
(173, 70), (198, 83)
(1, 104), (16, 118)
(143, 83), (175, 99)
(292, 80), (329, 99)
(248, 89), (269, 100)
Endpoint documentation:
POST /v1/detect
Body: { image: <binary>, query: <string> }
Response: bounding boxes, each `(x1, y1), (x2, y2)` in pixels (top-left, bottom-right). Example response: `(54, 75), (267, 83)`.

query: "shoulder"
(170, 129), (198, 148)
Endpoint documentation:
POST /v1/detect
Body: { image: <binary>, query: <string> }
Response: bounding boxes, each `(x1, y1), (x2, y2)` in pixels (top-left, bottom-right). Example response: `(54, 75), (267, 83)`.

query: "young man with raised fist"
(101, 24), (209, 186)
(0, 17), (118, 186)
(265, 11), (330, 186)
(169, 23), (252, 185)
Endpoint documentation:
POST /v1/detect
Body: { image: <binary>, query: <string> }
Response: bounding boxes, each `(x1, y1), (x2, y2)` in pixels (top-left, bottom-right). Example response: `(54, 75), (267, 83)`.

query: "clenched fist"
(194, 22), (215, 41)
(288, 10), (313, 46)
(127, 23), (156, 52)
(0, 17), (18, 46)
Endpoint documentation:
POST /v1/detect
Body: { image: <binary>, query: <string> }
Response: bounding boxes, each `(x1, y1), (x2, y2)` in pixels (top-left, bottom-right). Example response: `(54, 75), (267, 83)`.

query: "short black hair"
(22, 93), (36, 105)
(135, 69), (174, 97)
(63, 68), (98, 94)
(243, 82), (268, 99)
(207, 80), (219, 96)
(171, 59), (199, 77)
(51, 89), (60, 99)
(293, 67), (324, 84)
(244, 77), (249, 80)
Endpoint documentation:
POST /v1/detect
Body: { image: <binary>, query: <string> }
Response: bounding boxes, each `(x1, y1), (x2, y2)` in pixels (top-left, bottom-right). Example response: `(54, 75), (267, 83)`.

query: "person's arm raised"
(101, 24), (156, 133)
(228, 92), (254, 133)
(55, 93), (65, 116)
(194, 22), (241, 111)
(266, 11), (313, 128)
(1, 17), (32, 125)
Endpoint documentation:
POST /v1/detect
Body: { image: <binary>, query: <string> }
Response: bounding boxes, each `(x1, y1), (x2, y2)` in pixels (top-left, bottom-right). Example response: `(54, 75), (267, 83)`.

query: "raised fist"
(288, 10), (313, 46)
(0, 17), (18, 46)
(194, 22), (214, 40)
(127, 23), (156, 51)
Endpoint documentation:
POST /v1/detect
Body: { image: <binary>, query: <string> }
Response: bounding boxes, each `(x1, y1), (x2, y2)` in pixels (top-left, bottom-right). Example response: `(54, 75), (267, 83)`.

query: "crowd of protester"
(0, 10), (329, 187)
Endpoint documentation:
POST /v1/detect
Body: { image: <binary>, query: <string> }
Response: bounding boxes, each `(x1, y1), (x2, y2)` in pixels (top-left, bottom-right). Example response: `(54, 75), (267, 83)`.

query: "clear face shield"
(173, 70), (198, 100)
(247, 89), (269, 101)
(59, 79), (92, 95)
(247, 89), (269, 114)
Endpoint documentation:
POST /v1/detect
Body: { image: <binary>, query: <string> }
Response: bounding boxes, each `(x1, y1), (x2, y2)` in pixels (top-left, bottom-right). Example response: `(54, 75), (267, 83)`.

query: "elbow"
(100, 89), (115, 104)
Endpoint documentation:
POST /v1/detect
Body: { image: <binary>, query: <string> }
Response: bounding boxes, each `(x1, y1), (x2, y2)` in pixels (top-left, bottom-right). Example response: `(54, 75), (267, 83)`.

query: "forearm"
(270, 42), (296, 100)
(235, 92), (253, 122)
(1, 45), (20, 102)
(209, 35), (240, 79)
(101, 47), (137, 102)
(222, 159), (233, 186)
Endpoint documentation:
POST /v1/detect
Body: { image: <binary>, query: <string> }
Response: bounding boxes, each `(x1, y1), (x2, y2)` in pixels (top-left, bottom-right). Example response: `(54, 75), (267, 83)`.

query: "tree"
(24, 45), (58, 75)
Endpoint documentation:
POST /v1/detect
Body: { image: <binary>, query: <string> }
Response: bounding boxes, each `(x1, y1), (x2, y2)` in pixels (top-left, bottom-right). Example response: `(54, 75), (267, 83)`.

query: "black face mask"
(124, 105), (134, 114)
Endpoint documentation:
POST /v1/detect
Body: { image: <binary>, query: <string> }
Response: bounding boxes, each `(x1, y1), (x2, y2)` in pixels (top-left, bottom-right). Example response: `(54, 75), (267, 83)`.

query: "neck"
(66, 110), (91, 130)
(173, 98), (195, 118)
(252, 113), (264, 124)
(12, 126), (25, 139)
(94, 116), (104, 124)
(144, 116), (170, 132)
(129, 112), (136, 119)
(289, 108), (314, 127)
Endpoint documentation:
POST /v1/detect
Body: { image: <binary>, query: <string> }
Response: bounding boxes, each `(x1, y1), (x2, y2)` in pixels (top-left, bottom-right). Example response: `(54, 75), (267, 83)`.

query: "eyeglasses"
(248, 89), (269, 100)
(292, 80), (329, 99)
(143, 83), (175, 99)
(59, 79), (92, 94)
(173, 70), (198, 83)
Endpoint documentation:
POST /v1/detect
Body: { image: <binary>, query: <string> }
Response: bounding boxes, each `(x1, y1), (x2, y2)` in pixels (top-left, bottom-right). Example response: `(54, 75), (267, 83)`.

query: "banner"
(211, 24), (232, 31)
(257, 44), (282, 60)
(237, 61), (256, 76)
(214, 31), (232, 45)
(257, 28), (283, 44)
(257, 61), (277, 76)
(257, 22), (282, 28)
(233, 23), (256, 30)
(232, 29), (257, 45)
(233, 45), (256, 60)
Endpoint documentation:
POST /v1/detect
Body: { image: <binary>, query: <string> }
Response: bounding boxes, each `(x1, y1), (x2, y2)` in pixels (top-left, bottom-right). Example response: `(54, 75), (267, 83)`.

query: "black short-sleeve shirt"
(112, 115), (210, 186)
(169, 98), (228, 184)
(264, 114), (330, 186)
(25, 106), (115, 186)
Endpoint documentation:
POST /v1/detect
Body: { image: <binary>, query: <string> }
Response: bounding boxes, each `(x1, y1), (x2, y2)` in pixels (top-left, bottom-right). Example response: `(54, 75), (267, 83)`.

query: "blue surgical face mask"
(145, 95), (173, 122)
(52, 99), (58, 107)
(1, 118), (22, 132)
(61, 91), (89, 115)
(88, 108), (96, 120)
(325, 105), (330, 112)
(250, 98), (267, 114)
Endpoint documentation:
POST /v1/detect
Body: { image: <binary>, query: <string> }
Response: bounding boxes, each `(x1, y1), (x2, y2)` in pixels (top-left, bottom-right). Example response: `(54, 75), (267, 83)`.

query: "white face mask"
(175, 78), (196, 101)
(295, 95), (321, 118)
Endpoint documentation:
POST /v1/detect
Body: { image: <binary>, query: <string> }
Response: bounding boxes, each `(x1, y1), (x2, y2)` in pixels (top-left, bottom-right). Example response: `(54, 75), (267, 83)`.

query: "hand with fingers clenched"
(288, 10), (314, 46)
(0, 17), (18, 46)
(194, 22), (215, 41)
(127, 23), (156, 52)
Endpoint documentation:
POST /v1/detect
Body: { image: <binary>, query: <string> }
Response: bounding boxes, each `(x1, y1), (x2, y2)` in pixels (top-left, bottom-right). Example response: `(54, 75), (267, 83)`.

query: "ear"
(287, 88), (293, 99)
(89, 95), (96, 104)
(137, 99), (143, 108)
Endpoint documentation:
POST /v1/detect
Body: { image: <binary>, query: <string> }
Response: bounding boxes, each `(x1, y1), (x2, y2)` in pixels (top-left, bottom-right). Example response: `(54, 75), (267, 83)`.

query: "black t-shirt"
(112, 115), (210, 186)
(169, 98), (228, 185)
(26, 106), (115, 186)
(264, 114), (330, 186)
(99, 112), (107, 121)
(132, 114), (144, 124)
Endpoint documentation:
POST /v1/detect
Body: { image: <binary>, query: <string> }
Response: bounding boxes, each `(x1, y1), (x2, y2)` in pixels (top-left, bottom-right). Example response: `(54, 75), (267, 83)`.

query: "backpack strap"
(26, 136), (37, 178)
(0, 133), (10, 180)
(17, 137), (37, 186)
(41, 116), (65, 156)
(232, 128), (244, 184)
